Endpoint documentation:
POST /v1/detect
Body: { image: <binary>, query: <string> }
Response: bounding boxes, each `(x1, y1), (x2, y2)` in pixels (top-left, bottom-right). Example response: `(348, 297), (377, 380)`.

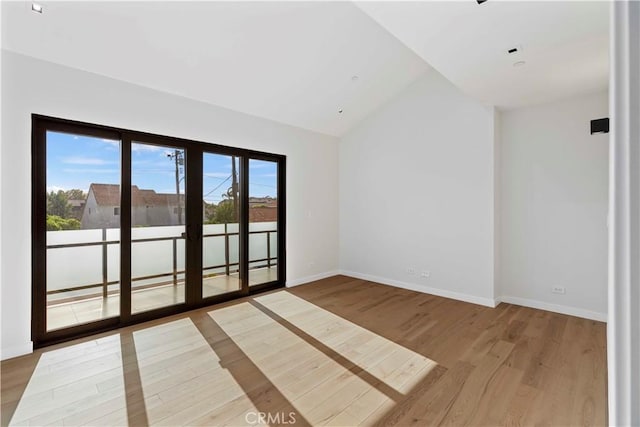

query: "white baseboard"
(286, 270), (341, 288)
(498, 296), (607, 322)
(339, 270), (498, 308)
(0, 278), (601, 364)
(337, 271), (606, 322)
(1, 341), (33, 361)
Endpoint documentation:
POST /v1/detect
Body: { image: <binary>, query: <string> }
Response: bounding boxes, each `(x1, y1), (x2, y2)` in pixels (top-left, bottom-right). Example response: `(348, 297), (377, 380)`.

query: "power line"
(203, 174), (232, 199)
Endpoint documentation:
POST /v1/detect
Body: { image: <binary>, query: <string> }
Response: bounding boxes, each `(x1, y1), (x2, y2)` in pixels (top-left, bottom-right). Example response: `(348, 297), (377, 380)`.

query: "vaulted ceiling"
(356, 0), (609, 110)
(1, 1), (429, 136)
(2, 1), (609, 137)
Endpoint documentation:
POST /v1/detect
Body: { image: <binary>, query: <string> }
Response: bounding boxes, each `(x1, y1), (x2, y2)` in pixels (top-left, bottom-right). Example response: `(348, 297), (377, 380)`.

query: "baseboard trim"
(498, 296), (607, 322)
(339, 270), (498, 308)
(286, 270), (341, 288)
(1, 341), (33, 361)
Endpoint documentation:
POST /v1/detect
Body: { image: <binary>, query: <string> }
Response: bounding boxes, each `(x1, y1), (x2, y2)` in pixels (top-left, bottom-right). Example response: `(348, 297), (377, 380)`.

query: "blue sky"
(46, 131), (278, 204)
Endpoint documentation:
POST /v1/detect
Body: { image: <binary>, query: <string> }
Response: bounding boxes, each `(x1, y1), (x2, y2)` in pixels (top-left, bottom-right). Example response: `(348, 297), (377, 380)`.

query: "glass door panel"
(34, 116), (286, 347)
(248, 159), (279, 286)
(45, 131), (121, 331)
(202, 153), (242, 298)
(131, 143), (186, 313)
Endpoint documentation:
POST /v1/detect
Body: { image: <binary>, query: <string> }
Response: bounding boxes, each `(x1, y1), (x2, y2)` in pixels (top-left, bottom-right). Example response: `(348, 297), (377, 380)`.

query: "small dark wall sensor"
(591, 118), (609, 134)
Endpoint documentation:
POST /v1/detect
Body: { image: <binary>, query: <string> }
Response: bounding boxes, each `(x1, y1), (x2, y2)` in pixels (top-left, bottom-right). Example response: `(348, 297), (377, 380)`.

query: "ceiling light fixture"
(351, 75), (359, 82)
(513, 61), (526, 67)
(31, 2), (43, 13)
(338, 109), (344, 114)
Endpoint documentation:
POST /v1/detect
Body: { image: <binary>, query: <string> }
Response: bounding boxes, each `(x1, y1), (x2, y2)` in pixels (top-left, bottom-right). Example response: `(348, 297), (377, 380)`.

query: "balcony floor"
(47, 267), (278, 331)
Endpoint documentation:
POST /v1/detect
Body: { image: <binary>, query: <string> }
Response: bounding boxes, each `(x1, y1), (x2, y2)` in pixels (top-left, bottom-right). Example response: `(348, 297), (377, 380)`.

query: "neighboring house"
(67, 199), (86, 220)
(81, 183), (185, 229)
(248, 197), (278, 222)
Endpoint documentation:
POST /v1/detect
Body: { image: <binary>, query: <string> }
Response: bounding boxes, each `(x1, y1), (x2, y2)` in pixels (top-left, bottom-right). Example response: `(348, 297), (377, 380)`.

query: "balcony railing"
(46, 224), (277, 302)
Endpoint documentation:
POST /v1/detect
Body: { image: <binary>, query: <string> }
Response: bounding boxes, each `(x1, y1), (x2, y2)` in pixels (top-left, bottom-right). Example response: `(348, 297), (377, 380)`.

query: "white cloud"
(131, 143), (166, 153)
(62, 168), (120, 174)
(204, 172), (231, 179)
(62, 156), (115, 165)
(249, 162), (273, 169)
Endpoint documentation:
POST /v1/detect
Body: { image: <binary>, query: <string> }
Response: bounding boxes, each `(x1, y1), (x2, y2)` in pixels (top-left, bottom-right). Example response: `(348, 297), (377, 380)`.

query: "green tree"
(47, 190), (72, 218)
(46, 215), (81, 231)
(203, 201), (216, 224)
(64, 189), (86, 200)
(208, 200), (237, 224)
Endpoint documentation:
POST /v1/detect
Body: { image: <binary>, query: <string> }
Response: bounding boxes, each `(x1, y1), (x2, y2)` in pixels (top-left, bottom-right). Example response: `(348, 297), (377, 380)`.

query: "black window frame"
(32, 114), (286, 348)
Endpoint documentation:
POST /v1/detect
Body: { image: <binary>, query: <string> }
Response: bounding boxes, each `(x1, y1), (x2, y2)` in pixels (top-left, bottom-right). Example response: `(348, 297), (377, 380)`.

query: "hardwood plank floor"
(1, 275), (607, 426)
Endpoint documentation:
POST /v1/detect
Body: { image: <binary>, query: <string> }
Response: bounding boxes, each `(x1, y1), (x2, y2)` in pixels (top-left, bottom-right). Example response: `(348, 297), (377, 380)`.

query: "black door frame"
(32, 114), (286, 348)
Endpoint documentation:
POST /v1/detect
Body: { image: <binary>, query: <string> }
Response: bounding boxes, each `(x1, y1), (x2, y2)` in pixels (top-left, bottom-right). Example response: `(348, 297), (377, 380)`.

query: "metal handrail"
(46, 226), (277, 298)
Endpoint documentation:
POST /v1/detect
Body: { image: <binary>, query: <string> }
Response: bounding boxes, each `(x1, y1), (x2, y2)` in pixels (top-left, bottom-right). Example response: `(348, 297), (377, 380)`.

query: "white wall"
(339, 70), (497, 306)
(0, 51), (340, 359)
(498, 91), (609, 320)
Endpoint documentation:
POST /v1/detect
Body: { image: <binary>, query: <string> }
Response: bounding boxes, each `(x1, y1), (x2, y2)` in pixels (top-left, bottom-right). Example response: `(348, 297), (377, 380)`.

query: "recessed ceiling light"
(513, 61), (526, 67)
(31, 3), (43, 13)
(351, 75), (359, 82)
(338, 109), (343, 114)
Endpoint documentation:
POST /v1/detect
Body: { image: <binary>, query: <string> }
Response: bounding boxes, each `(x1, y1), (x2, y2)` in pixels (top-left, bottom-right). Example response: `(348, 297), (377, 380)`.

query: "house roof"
(89, 184), (273, 222)
(89, 183), (184, 207)
(90, 184), (121, 206)
(249, 197), (278, 208)
(249, 206), (278, 223)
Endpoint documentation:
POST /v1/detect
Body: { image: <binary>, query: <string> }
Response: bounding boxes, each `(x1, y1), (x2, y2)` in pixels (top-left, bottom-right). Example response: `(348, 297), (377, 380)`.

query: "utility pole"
(167, 150), (184, 224)
(231, 156), (238, 222)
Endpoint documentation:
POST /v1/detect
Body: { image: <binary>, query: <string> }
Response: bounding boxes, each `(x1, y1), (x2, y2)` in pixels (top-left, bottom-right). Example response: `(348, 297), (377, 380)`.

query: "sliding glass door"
(248, 159), (280, 287)
(130, 142), (187, 314)
(43, 129), (122, 331)
(32, 115), (285, 347)
(202, 152), (242, 298)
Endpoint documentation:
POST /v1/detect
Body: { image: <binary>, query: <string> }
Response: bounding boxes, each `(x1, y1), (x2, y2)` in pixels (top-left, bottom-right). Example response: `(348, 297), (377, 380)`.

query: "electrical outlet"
(552, 286), (566, 295)
(407, 268), (416, 276)
(421, 271), (430, 278)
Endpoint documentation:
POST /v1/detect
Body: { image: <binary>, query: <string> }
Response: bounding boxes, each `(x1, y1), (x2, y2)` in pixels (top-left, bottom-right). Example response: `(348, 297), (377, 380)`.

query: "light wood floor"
(2, 275), (607, 426)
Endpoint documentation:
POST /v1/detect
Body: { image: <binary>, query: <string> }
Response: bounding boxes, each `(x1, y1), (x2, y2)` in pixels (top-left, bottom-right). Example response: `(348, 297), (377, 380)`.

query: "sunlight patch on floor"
(129, 318), (258, 426)
(254, 292), (437, 393)
(9, 335), (127, 426)
(10, 290), (437, 426)
(210, 292), (438, 425)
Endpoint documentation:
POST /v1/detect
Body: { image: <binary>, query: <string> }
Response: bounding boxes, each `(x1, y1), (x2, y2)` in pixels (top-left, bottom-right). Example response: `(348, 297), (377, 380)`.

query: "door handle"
(181, 224), (192, 241)
(181, 225), (201, 241)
